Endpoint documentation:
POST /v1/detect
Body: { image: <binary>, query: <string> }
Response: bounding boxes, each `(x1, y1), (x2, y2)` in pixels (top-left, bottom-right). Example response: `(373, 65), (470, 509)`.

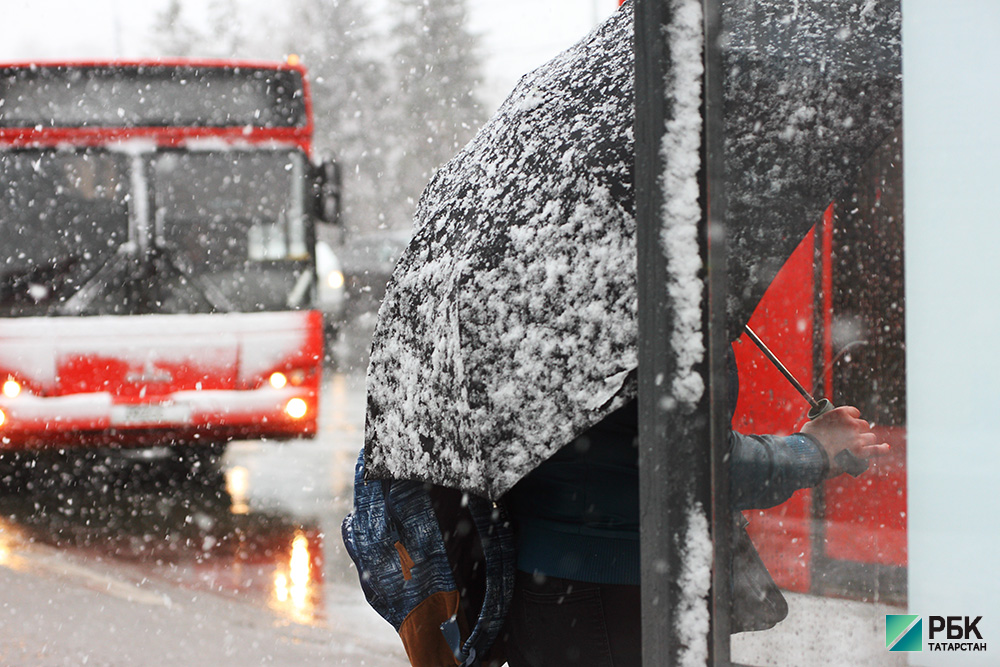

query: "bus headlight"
(2, 380), (21, 398)
(327, 269), (345, 290)
(0, 408), (6, 427)
(270, 372), (288, 389)
(284, 398), (308, 420)
(270, 370), (308, 389)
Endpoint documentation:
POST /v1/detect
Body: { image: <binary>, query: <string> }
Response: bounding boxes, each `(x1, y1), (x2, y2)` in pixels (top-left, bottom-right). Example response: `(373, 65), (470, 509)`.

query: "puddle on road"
(0, 448), (326, 626)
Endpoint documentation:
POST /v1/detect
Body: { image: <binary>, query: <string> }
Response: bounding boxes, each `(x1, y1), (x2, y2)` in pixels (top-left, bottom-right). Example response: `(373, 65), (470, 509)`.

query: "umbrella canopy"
(365, 0), (901, 499)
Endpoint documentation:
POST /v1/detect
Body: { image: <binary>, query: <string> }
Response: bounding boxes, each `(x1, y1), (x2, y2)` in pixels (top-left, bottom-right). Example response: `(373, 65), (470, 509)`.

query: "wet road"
(0, 323), (408, 666)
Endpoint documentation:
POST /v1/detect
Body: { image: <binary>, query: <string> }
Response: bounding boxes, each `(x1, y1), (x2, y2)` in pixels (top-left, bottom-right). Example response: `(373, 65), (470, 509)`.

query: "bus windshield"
(0, 150), (130, 314)
(153, 149), (311, 313)
(0, 148), (312, 317)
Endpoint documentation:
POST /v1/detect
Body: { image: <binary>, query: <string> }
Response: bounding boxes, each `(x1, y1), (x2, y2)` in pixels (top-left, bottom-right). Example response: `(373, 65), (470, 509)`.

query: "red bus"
(733, 128), (906, 604)
(0, 59), (341, 459)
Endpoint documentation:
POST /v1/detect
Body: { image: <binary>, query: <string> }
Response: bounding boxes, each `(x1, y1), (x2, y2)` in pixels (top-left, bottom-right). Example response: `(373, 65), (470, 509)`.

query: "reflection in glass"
(0, 150), (129, 317)
(720, 0), (904, 662)
(153, 150), (311, 313)
(0, 147), (313, 317)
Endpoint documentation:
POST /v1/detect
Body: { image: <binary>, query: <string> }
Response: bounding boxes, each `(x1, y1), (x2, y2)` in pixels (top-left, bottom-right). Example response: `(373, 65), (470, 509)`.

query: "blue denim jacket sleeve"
(729, 430), (829, 510)
(724, 346), (829, 510)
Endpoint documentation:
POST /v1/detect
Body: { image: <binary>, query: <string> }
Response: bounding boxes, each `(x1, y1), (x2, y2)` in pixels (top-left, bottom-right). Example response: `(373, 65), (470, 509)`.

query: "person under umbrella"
(362, 0), (900, 663)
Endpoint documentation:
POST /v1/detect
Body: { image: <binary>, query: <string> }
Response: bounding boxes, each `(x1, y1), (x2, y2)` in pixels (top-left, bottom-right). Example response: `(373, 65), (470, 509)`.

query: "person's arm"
(800, 405), (890, 472)
(729, 430), (828, 510)
(729, 405), (890, 510)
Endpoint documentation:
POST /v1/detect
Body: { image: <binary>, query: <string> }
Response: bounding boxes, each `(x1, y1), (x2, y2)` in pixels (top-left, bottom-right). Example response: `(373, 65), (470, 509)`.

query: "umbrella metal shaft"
(743, 325), (821, 411)
(743, 325), (868, 477)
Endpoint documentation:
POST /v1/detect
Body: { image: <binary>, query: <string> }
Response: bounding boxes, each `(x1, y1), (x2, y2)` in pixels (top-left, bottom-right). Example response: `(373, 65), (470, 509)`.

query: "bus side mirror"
(312, 159), (342, 226)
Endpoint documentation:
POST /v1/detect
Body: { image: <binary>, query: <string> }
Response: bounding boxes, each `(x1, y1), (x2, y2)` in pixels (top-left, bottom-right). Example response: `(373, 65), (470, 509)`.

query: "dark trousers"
(504, 571), (642, 667)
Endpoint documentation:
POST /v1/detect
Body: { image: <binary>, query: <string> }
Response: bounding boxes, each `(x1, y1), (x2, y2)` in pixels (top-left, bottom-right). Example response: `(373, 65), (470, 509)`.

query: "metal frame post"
(635, 0), (730, 664)
(702, 0), (732, 659)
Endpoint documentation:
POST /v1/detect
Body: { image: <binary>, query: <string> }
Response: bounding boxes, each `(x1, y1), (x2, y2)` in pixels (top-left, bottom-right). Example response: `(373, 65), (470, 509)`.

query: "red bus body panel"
(0, 310), (323, 449)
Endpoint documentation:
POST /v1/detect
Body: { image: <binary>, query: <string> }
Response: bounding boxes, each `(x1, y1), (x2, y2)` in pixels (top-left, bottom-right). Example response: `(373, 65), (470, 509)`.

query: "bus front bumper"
(0, 387), (318, 450)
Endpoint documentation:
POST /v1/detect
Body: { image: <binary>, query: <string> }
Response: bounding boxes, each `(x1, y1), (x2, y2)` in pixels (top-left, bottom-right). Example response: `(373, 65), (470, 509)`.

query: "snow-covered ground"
(0, 360), (406, 666)
(0, 536), (406, 667)
(732, 592), (906, 666)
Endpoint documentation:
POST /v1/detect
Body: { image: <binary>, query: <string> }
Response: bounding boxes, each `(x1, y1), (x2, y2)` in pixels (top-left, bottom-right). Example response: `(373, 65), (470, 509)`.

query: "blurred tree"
(386, 0), (486, 229)
(207, 0), (245, 57)
(291, 0), (394, 236)
(151, 0), (203, 57)
(151, 0), (246, 58)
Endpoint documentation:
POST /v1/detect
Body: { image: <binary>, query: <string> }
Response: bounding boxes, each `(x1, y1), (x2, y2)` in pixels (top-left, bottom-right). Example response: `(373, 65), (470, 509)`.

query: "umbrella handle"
(807, 398), (870, 478)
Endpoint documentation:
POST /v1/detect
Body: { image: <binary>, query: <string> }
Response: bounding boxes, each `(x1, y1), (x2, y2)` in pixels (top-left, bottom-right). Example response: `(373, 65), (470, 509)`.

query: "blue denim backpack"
(342, 451), (515, 667)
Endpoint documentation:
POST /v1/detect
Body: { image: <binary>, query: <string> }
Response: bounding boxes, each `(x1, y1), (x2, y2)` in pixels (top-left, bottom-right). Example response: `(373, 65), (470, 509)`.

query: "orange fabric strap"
(398, 590), (463, 667)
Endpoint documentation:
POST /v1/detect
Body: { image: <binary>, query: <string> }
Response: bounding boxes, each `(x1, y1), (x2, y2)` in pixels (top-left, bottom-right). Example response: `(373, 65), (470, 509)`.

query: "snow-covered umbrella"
(364, 0), (901, 499)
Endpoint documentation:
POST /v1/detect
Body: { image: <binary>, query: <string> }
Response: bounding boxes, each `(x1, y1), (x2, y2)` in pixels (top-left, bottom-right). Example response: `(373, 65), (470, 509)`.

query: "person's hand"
(800, 405), (890, 477)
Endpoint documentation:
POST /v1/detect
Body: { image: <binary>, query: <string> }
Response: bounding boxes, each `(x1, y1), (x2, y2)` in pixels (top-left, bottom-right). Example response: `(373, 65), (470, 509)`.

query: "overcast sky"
(0, 0), (619, 111)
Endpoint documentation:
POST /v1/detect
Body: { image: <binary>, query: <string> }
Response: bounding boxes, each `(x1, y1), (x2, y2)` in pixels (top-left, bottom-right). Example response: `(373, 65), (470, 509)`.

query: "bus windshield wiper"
(56, 244), (135, 315)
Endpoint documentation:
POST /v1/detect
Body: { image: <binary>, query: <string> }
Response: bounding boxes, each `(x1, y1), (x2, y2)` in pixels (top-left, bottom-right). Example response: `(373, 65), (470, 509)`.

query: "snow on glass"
(660, 0), (706, 414)
(661, 2), (712, 664)
(720, 0), (902, 339)
(677, 502), (713, 667)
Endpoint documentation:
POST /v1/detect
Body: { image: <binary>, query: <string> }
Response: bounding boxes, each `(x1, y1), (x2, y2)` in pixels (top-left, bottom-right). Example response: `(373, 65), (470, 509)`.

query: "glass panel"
(0, 149), (130, 316)
(720, 0), (905, 663)
(152, 150), (310, 312)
